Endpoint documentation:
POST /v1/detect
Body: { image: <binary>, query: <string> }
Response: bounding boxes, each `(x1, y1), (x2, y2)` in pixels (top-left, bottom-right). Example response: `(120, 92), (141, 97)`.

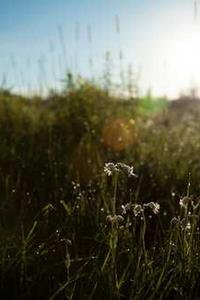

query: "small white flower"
(104, 163), (117, 176)
(121, 203), (132, 215)
(104, 162), (137, 177)
(132, 204), (143, 217)
(106, 214), (124, 225)
(179, 196), (191, 209)
(116, 163), (137, 177)
(144, 202), (160, 214)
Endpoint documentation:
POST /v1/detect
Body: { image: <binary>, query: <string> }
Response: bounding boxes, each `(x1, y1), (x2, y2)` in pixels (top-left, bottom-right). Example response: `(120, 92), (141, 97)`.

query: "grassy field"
(1, 78), (200, 299)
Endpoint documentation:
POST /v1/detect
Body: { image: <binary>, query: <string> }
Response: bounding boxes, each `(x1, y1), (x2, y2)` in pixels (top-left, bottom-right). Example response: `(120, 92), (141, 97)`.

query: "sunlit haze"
(0, 0), (199, 98)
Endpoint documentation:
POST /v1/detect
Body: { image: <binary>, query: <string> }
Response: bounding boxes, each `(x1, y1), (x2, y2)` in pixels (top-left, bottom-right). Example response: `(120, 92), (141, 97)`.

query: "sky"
(0, 0), (199, 98)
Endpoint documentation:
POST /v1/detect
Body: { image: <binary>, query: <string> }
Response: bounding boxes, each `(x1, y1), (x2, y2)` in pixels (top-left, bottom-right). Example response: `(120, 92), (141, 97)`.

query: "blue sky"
(0, 0), (198, 97)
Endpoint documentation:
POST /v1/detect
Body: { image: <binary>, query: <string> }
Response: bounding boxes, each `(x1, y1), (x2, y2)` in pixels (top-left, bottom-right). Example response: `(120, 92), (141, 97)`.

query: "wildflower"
(121, 202), (132, 215)
(104, 163), (118, 176)
(106, 214), (124, 225)
(144, 202), (160, 214)
(116, 162), (137, 177)
(104, 162), (137, 177)
(179, 196), (191, 209)
(132, 204), (143, 217)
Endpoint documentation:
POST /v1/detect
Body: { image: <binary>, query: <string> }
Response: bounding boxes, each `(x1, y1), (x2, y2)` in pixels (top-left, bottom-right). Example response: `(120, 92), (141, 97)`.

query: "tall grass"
(0, 80), (200, 298)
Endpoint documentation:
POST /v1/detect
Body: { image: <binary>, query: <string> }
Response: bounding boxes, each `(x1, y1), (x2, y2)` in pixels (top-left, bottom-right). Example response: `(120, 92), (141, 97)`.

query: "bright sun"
(160, 23), (200, 97)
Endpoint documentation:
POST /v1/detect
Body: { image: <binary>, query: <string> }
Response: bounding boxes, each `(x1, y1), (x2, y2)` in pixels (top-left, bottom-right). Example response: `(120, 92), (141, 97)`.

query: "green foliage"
(0, 82), (200, 299)
(137, 92), (168, 116)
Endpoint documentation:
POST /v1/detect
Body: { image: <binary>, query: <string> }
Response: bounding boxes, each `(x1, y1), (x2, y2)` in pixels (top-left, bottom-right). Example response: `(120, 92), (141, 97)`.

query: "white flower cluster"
(179, 196), (200, 211)
(122, 201), (160, 217)
(144, 202), (160, 215)
(106, 214), (124, 226)
(104, 163), (118, 176)
(104, 162), (137, 177)
(170, 196), (200, 232)
(179, 196), (191, 209)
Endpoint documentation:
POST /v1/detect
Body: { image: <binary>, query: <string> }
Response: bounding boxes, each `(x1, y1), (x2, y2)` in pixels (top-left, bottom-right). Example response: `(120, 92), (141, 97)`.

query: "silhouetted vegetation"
(1, 78), (200, 299)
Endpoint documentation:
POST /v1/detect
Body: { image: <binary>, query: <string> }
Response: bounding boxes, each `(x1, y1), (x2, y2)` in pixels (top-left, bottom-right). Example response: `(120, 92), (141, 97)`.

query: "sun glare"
(160, 23), (200, 97)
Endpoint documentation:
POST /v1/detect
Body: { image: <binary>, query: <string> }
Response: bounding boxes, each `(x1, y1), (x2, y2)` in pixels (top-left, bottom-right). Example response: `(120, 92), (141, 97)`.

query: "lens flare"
(102, 118), (136, 151)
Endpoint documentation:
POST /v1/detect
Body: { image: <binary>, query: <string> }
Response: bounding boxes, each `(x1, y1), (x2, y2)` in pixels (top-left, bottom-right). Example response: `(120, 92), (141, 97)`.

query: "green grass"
(0, 81), (200, 299)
